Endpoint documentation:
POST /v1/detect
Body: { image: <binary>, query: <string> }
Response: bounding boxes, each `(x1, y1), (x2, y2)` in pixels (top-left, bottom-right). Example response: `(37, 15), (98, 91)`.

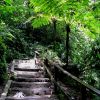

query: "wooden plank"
(5, 95), (58, 100)
(0, 61), (14, 99)
(1, 80), (12, 100)
(14, 67), (41, 71)
(44, 65), (54, 81)
(11, 60), (15, 72)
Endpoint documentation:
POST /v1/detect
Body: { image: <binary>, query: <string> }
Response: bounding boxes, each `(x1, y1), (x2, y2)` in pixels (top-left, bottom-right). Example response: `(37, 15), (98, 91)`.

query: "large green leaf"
(32, 15), (51, 28)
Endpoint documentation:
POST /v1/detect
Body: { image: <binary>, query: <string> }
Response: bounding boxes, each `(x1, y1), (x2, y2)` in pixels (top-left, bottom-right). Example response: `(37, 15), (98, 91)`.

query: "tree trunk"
(52, 18), (57, 51)
(65, 23), (70, 68)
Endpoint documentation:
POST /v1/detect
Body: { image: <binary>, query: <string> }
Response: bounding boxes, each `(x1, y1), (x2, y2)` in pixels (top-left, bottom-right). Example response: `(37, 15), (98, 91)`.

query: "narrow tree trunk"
(52, 18), (58, 93)
(52, 18), (57, 51)
(65, 24), (70, 68)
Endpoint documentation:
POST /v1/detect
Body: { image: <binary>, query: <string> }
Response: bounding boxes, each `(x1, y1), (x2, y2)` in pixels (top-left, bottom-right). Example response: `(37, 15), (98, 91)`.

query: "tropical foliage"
(0, 0), (100, 99)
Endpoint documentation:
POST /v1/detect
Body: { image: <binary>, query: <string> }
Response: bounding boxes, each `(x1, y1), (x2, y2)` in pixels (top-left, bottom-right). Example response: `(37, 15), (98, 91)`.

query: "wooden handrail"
(44, 59), (100, 99)
(44, 64), (74, 100)
(54, 63), (100, 96)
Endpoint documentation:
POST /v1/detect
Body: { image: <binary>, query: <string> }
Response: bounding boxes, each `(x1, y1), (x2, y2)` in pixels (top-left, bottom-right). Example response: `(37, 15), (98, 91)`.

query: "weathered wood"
(15, 71), (44, 78)
(1, 59), (58, 100)
(81, 86), (87, 100)
(14, 77), (50, 82)
(44, 62), (75, 99)
(44, 65), (54, 81)
(11, 81), (51, 88)
(14, 67), (41, 71)
(5, 95), (58, 100)
(54, 63), (100, 96)
(1, 80), (12, 100)
(45, 59), (100, 97)
(54, 66), (58, 92)
(10, 61), (14, 73)
(8, 87), (53, 96)
(0, 60), (16, 100)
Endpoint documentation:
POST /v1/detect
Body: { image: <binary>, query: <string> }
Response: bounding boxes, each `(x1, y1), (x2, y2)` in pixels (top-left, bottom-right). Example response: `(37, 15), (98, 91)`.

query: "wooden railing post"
(54, 64), (58, 93)
(44, 59), (48, 76)
(81, 86), (87, 100)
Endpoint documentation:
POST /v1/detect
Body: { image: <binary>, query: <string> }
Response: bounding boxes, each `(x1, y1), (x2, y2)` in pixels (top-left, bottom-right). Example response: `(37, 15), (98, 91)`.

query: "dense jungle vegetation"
(0, 0), (100, 99)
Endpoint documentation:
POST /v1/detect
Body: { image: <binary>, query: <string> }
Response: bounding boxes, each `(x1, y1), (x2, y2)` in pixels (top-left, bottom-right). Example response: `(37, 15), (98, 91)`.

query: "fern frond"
(32, 15), (51, 28)
(30, 0), (64, 15)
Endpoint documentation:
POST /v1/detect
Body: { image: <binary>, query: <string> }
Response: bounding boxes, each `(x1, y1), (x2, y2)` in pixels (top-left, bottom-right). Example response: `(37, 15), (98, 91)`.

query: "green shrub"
(0, 63), (8, 84)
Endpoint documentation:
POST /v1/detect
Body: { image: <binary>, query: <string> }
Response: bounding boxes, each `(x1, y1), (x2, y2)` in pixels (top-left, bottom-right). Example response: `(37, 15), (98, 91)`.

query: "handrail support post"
(81, 86), (87, 100)
(54, 65), (58, 93)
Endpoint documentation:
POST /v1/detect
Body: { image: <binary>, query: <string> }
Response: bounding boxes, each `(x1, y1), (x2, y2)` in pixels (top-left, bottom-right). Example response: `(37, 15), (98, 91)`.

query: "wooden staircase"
(1, 59), (100, 100)
(1, 59), (58, 100)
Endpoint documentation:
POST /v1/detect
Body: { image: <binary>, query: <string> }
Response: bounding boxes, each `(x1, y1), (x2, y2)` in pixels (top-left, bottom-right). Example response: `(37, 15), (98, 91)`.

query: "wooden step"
(14, 77), (50, 82)
(5, 95), (58, 100)
(15, 71), (44, 78)
(16, 74), (45, 78)
(14, 59), (34, 63)
(17, 75), (45, 78)
(14, 67), (43, 72)
(11, 81), (52, 88)
(8, 87), (53, 96)
(15, 71), (44, 75)
(4, 59), (58, 100)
